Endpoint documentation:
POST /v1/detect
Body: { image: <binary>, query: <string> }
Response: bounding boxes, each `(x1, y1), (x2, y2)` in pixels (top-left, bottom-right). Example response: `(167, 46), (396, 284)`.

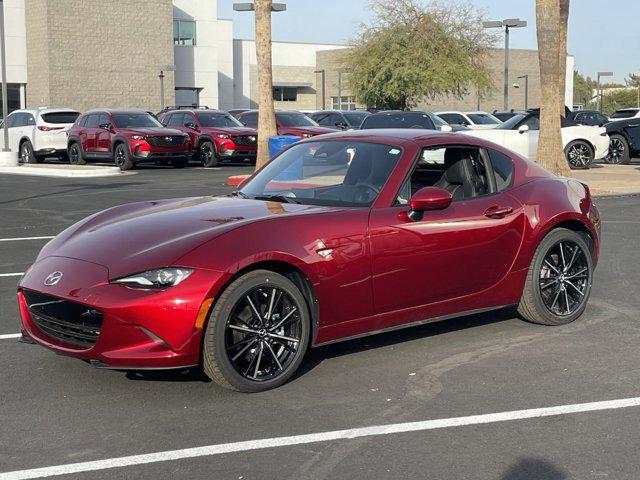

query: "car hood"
(37, 197), (336, 279)
(119, 127), (186, 136)
(279, 126), (338, 136)
(202, 126), (257, 136)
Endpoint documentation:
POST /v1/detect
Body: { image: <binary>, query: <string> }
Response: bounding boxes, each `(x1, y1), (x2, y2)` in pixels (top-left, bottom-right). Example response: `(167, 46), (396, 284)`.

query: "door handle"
(484, 205), (513, 219)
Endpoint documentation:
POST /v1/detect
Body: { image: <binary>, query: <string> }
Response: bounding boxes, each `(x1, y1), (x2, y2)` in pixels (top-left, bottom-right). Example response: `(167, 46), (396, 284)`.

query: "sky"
(218, 0), (639, 84)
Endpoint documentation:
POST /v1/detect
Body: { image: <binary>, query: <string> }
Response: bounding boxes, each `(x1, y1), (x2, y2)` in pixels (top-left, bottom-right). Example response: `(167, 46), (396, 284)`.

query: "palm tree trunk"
(254, 0), (278, 170)
(536, 0), (570, 176)
(558, 0), (569, 116)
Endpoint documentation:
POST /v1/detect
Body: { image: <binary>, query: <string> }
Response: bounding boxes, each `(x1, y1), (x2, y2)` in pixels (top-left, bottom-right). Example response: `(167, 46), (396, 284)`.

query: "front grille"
(23, 290), (103, 348)
(231, 135), (257, 146)
(147, 136), (186, 147)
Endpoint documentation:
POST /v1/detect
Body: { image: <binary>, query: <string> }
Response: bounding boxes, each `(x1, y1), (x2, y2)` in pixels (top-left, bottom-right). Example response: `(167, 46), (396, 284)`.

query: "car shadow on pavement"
(294, 306), (519, 381)
(500, 457), (568, 479)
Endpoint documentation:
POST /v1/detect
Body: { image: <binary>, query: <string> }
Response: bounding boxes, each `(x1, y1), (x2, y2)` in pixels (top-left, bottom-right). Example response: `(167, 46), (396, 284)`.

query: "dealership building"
(1, 0), (573, 114)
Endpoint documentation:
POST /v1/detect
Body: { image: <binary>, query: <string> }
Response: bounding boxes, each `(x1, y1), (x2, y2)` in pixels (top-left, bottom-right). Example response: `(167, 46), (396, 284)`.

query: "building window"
(173, 20), (196, 46)
(273, 87), (297, 102)
(331, 96), (357, 110)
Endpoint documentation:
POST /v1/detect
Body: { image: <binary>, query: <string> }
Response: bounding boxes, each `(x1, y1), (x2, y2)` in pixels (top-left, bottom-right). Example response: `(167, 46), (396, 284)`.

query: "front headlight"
(131, 135), (147, 140)
(301, 133), (313, 138)
(111, 268), (193, 288)
(216, 134), (230, 139)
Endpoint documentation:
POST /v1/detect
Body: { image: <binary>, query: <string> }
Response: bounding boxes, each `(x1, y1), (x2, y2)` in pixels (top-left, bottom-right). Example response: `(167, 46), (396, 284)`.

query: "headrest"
(443, 149), (470, 185)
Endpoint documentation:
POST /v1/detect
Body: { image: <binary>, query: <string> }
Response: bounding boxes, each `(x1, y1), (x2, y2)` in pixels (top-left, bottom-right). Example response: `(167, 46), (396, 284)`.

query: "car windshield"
(467, 113), (501, 125)
(197, 113), (243, 128)
(342, 111), (370, 127)
(610, 109), (638, 119)
(112, 113), (162, 128)
(496, 114), (527, 130)
(239, 141), (402, 207)
(362, 113), (434, 129)
(277, 112), (319, 127)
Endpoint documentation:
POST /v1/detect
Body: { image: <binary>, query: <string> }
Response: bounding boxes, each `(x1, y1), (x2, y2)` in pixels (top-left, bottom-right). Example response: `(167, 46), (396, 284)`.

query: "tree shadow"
(500, 457), (568, 480)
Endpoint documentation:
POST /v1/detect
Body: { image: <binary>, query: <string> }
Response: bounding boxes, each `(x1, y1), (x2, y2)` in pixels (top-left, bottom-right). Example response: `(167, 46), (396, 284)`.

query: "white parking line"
(1, 396), (639, 480)
(0, 236), (54, 243)
(0, 333), (21, 340)
(0, 273), (24, 278)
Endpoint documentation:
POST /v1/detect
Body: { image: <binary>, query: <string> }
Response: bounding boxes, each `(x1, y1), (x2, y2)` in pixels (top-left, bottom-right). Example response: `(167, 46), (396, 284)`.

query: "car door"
(6, 112), (22, 152)
(81, 114), (100, 153)
(368, 145), (524, 326)
(506, 115), (539, 160)
(94, 114), (113, 154)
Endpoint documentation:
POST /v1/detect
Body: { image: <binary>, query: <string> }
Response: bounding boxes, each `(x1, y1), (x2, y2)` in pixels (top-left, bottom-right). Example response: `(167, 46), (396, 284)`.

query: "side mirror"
(518, 124), (529, 134)
(408, 187), (452, 221)
(440, 125), (453, 133)
(99, 123), (112, 131)
(184, 122), (197, 130)
(335, 122), (349, 130)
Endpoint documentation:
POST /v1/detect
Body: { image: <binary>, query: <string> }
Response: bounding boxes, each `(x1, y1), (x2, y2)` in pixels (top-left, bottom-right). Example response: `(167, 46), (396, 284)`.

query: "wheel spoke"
(228, 324), (259, 335)
(559, 242), (567, 270)
(252, 342), (264, 379)
(566, 244), (580, 271)
(540, 279), (557, 290)
(266, 288), (276, 322)
(231, 338), (257, 361)
(565, 280), (585, 297)
(267, 332), (299, 343)
(265, 341), (283, 371)
(563, 288), (571, 315)
(246, 294), (263, 326)
(268, 307), (297, 332)
(544, 259), (560, 274)
(566, 267), (588, 279)
(550, 287), (562, 311)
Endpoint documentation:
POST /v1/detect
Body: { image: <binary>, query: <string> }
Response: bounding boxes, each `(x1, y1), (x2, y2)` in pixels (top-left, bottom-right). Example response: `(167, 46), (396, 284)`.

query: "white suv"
(0, 108), (80, 163)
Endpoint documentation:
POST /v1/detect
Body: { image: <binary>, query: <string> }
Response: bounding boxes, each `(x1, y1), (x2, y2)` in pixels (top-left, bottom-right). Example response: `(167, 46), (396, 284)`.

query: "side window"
(84, 115), (100, 128)
(183, 113), (196, 126)
(167, 113), (183, 126)
(396, 146), (490, 205)
(78, 115), (88, 127)
(314, 113), (331, 126)
(240, 112), (258, 126)
(25, 114), (36, 126)
(6, 113), (18, 128)
(439, 113), (465, 125)
(521, 115), (540, 130)
(98, 114), (110, 126)
(487, 149), (514, 191)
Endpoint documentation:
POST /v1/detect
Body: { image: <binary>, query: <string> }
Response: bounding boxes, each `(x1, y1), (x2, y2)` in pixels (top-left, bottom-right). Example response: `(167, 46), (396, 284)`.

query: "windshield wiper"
(251, 194), (301, 204)
(231, 191), (249, 199)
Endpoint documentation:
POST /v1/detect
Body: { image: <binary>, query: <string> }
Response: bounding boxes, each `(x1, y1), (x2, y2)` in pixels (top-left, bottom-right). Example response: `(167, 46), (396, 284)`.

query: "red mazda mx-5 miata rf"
(18, 129), (600, 392)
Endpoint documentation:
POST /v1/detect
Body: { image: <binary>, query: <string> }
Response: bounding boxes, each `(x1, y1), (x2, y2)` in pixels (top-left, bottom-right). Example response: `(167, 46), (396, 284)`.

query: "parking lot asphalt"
(1, 167), (640, 479)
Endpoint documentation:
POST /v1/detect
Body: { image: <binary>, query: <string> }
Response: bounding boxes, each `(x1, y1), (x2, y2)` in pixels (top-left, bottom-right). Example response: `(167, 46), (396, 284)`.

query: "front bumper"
(18, 256), (226, 369)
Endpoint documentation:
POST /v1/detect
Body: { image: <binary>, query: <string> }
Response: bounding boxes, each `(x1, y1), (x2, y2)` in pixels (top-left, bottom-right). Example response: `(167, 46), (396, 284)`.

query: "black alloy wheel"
(538, 240), (590, 316)
(68, 143), (86, 165)
(114, 143), (133, 171)
(605, 134), (630, 164)
(202, 270), (310, 392)
(199, 141), (218, 167)
(565, 141), (593, 169)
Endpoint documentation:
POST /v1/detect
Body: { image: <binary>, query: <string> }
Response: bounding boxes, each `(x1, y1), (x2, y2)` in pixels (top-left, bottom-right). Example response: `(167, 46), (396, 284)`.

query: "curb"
(227, 174), (251, 187)
(0, 165), (128, 178)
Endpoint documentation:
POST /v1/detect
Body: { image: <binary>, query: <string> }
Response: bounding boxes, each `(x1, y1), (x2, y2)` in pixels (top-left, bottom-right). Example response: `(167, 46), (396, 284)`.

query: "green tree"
(573, 70), (596, 109)
(343, 0), (496, 110)
(626, 73), (640, 109)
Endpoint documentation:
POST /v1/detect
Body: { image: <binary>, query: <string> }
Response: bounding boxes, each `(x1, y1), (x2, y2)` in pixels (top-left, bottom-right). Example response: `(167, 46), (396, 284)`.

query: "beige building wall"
(248, 65), (318, 110)
(24, 0), (175, 112)
(315, 47), (573, 113)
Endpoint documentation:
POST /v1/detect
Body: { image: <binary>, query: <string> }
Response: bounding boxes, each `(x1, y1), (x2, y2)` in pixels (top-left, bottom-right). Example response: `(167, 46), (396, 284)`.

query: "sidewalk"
(572, 163), (640, 196)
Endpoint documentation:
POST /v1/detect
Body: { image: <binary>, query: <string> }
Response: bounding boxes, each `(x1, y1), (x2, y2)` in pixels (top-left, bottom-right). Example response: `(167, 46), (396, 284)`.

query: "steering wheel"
(353, 182), (381, 204)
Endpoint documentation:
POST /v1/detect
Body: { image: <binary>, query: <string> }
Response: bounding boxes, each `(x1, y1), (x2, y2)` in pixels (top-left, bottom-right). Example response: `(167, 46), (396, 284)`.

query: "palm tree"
(254, 0), (278, 169)
(536, 0), (570, 176)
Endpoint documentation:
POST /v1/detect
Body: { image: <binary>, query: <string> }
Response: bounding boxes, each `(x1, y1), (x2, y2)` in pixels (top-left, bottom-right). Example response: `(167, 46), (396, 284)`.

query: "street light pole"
(597, 71), (613, 112)
(159, 71), (165, 110)
(0, 0), (10, 152)
(314, 69), (325, 109)
(483, 18), (527, 111)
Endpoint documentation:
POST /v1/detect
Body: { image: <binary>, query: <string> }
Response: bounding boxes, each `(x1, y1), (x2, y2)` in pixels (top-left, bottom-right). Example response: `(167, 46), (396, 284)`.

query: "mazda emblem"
(44, 271), (63, 286)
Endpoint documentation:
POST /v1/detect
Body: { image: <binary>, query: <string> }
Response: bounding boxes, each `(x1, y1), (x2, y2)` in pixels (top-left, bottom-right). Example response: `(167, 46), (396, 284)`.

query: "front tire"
(198, 141), (218, 167)
(565, 140), (593, 169)
(202, 270), (310, 392)
(605, 134), (630, 164)
(114, 143), (133, 171)
(518, 228), (593, 326)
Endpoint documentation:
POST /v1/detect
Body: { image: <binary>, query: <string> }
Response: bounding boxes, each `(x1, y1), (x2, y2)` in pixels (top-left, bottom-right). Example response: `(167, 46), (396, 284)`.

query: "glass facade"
(0, 84), (23, 117)
(173, 20), (196, 46)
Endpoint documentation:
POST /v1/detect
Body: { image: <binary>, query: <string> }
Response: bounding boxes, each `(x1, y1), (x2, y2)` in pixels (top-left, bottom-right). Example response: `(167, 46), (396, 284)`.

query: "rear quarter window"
(41, 112), (80, 124)
(487, 149), (514, 191)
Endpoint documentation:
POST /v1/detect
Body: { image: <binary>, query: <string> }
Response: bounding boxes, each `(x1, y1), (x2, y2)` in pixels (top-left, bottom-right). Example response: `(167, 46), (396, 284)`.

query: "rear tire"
(605, 134), (630, 164)
(202, 270), (310, 392)
(198, 141), (218, 167)
(518, 228), (593, 326)
(19, 141), (37, 164)
(114, 143), (133, 171)
(68, 143), (86, 165)
(564, 140), (593, 169)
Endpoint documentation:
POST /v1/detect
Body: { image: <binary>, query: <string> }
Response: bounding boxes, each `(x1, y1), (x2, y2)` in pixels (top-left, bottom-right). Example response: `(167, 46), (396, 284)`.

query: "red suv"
(67, 109), (190, 170)
(236, 110), (338, 138)
(157, 108), (258, 167)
